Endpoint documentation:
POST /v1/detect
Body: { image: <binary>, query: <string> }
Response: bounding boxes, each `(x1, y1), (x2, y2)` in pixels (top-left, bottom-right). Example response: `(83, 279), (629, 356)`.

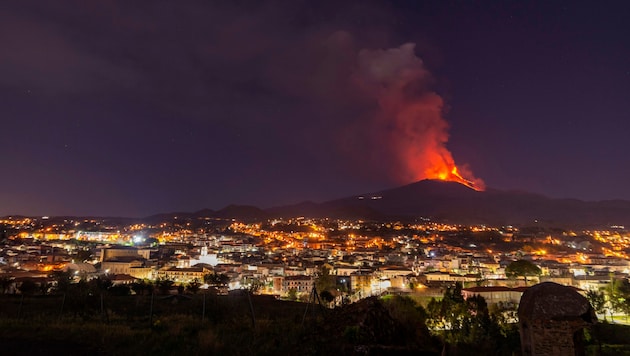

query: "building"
(155, 266), (211, 283)
(281, 275), (313, 295)
(101, 247), (152, 262)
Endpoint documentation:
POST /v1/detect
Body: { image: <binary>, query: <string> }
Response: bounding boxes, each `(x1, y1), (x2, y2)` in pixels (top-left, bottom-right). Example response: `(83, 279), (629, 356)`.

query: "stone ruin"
(518, 282), (597, 356)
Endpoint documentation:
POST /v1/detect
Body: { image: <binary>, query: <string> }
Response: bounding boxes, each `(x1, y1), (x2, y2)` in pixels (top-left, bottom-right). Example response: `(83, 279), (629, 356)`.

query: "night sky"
(2, 1), (630, 217)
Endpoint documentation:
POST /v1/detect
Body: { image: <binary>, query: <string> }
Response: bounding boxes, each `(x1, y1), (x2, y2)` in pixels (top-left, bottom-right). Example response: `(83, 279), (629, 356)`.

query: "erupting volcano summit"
(357, 43), (484, 191)
(433, 166), (483, 191)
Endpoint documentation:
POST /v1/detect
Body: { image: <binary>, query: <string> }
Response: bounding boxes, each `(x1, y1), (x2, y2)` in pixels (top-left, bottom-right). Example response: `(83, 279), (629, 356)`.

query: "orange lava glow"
(436, 166), (483, 191)
(422, 155), (485, 191)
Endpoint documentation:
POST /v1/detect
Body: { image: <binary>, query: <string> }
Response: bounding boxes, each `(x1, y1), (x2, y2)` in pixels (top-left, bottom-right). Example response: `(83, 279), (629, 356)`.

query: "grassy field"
(587, 323), (630, 356)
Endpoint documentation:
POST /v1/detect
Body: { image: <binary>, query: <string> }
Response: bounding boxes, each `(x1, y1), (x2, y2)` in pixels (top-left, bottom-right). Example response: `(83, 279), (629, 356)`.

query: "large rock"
(518, 282), (596, 356)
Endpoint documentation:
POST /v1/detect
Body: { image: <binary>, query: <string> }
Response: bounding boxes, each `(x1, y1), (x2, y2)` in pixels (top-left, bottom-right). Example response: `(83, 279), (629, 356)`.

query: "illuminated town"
(2, 214), (629, 307)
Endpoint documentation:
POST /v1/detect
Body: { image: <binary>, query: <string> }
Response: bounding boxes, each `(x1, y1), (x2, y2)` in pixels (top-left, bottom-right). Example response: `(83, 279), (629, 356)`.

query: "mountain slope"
(136, 180), (630, 227)
(269, 180), (630, 227)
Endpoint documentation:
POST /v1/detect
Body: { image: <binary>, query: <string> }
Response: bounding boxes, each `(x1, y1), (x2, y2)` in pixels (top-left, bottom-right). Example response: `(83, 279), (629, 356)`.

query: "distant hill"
(142, 205), (267, 223)
(213, 205), (269, 220)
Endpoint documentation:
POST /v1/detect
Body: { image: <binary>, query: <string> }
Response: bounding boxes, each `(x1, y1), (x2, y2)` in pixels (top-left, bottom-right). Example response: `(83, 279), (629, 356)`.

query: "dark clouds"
(0, 1), (401, 216)
(2, 1), (630, 216)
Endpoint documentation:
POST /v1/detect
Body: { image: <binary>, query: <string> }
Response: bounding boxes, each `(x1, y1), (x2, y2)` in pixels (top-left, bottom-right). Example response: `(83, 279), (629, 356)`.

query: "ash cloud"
(353, 43), (484, 188)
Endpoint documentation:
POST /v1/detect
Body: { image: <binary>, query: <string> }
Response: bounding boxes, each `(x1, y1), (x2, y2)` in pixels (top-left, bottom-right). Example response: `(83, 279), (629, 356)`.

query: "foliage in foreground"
(3, 288), (630, 355)
(424, 282), (520, 355)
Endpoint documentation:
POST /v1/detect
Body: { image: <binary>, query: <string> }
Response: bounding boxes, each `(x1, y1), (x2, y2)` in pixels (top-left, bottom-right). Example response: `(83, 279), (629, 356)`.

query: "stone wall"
(518, 282), (596, 356)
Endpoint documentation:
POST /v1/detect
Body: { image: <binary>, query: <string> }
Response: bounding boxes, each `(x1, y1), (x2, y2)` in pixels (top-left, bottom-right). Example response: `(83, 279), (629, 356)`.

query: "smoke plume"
(355, 43), (485, 190)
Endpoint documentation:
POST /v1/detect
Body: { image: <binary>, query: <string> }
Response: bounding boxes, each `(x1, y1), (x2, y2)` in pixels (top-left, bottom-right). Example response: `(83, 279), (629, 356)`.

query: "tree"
(156, 278), (174, 295)
(241, 277), (264, 294)
(91, 276), (113, 295)
(445, 282), (465, 304)
(204, 272), (230, 288)
(425, 284), (505, 350)
(186, 278), (201, 294)
(505, 260), (541, 285)
(18, 279), (38, 295)
(319, 290), (334, 306)
(287, 288), (298, 301)
(382, 295), (429, 341)
(461, 294), (495, 345)
(65, 279), (92, 318)
(585, 290), (606, 321)
(426, 283), (466, 333)
(51, 270), (73, 294)
(0, 276), (13, 294)
(607, 278), (630, 318)
(131, 279), (151, 296)
(623, 297), (630, 321)
(315, 266), (336, 294)
(39, 282), (51, 295)
(144, 280), (155, 294)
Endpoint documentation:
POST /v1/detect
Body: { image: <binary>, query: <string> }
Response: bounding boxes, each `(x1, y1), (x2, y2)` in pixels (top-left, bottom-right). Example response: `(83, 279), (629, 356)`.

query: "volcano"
(266, 180), (630, 227)
(135, 180), (630, 228)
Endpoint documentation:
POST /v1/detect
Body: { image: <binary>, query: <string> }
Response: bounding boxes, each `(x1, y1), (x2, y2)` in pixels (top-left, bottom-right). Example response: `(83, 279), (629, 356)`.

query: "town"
(1, 214), (629, 318)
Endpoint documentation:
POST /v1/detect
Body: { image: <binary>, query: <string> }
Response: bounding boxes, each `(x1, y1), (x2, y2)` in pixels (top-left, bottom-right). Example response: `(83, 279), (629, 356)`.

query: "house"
(378, 267), (414, 278)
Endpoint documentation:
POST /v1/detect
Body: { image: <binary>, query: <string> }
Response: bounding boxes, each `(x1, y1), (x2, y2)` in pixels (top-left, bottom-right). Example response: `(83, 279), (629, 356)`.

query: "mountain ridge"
(4, 180), (630, 228)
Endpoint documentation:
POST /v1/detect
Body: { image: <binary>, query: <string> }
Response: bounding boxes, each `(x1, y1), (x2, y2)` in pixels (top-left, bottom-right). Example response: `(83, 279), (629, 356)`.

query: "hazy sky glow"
(2, 1), (630, 217)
